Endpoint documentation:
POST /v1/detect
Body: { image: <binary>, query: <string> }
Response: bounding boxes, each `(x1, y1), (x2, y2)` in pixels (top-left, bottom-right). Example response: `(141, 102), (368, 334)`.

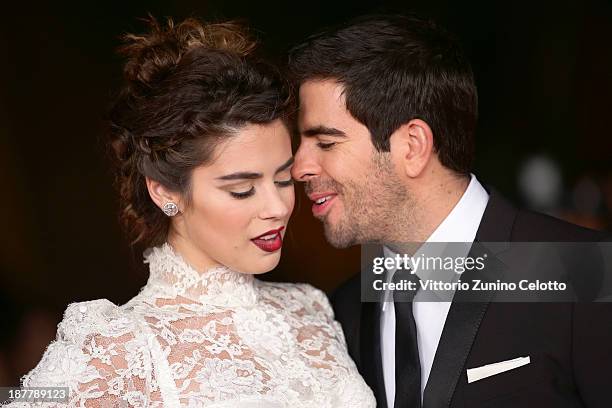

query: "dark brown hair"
(109, 17), (291, 247)
(288, 14), (477, 175)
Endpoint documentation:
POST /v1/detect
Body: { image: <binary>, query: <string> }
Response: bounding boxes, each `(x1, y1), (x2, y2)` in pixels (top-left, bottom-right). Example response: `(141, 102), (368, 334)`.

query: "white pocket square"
(467, 356), (531, 383)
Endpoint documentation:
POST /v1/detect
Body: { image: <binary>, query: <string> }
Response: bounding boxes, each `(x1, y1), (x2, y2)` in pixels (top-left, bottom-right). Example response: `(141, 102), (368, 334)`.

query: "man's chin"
(322, 222), (357, 249)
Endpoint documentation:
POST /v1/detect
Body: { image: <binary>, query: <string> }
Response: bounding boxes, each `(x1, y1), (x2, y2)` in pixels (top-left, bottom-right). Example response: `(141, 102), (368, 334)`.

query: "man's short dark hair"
(288, 14), (477, 175)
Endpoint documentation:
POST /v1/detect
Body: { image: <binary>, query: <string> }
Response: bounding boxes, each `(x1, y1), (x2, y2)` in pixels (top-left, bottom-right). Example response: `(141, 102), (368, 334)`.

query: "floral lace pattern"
(6, 244), (375, 407)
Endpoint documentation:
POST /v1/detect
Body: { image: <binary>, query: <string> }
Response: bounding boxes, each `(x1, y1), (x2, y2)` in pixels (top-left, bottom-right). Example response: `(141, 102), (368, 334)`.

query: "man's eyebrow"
(301, 125), (346, 137)
(275, 157), (294, 174)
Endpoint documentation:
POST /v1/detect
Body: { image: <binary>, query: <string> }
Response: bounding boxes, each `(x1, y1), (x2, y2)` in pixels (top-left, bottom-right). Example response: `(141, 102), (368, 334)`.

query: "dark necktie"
(393, 267), (422, 408)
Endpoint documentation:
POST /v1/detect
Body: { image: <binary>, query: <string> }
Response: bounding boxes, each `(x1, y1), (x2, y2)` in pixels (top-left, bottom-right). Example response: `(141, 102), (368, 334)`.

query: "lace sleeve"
(299, 284), (348, 348)
(4, 300), (157, 408)
(297, 284), (374, 405)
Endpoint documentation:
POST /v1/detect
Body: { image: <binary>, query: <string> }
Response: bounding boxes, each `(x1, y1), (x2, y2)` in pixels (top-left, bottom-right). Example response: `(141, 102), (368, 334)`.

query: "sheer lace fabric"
(7, 244), (375, 407)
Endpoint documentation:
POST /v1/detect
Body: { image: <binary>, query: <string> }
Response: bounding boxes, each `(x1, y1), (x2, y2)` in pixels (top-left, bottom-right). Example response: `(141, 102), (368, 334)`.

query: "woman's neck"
(166, 229), (223, 274)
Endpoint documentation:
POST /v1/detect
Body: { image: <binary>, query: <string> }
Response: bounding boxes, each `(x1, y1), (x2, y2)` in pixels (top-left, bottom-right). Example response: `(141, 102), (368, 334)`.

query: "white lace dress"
(7, 243), (375, 408)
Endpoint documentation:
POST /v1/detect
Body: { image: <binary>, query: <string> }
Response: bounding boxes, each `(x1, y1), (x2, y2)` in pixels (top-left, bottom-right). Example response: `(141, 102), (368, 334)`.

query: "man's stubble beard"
(321, 154), (413, 248)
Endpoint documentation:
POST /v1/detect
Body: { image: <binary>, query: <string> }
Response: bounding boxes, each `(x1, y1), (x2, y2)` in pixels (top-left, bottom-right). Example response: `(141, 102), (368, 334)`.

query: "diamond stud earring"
(162, 202), (179, 217)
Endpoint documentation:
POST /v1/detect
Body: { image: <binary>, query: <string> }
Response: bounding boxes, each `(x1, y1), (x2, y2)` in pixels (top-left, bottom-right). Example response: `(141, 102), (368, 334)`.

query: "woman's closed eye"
(230, 186), (255, 199)
(275, 178), (294, 187)
(229, 179), (293, 200)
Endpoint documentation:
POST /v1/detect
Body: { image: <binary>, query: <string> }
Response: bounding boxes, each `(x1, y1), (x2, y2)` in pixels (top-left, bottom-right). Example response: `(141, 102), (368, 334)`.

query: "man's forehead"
(299, 79), (346, 103)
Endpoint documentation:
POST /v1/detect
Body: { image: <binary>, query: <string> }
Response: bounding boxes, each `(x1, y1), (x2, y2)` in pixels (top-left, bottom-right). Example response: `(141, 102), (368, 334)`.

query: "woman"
(11, 17), (375, 407)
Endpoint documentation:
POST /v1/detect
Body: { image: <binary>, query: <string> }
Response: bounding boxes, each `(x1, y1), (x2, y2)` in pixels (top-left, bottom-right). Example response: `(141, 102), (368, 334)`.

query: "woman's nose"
(259, 187), (292, 220)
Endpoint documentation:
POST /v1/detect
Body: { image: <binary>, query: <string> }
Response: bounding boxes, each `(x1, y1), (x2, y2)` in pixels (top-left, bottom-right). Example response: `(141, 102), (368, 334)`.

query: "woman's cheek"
(220, 201), (256, 237)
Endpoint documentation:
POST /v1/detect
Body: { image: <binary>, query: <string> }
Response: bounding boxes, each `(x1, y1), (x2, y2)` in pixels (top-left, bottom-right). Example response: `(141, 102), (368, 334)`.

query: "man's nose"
(292, 143), (320, 182)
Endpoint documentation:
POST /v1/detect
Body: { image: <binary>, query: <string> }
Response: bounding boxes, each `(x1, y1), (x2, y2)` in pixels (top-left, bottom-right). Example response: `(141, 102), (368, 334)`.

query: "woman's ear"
(388, 119), (434, 178)
(145, 177), (183, 213)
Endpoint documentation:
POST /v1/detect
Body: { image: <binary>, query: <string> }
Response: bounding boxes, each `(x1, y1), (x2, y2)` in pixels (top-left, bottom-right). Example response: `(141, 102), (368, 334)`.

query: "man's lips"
(251, 226), (285, 253)
(308, 192), (338, 216)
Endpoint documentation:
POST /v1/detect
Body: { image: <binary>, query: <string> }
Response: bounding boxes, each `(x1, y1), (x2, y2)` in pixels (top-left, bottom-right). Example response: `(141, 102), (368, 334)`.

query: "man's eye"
(317, 142), (336, 150)
(230, 187), (255, 199)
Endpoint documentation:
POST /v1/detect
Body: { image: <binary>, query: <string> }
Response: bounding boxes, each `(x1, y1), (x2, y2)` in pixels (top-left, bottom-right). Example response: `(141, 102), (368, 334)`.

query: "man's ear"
(145, 177), (183, 213)
(389, 119), (434, 178)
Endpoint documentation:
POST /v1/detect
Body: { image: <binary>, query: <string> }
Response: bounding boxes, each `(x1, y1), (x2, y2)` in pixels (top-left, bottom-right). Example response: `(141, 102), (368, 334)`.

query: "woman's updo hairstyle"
(109, 16), (292, 248)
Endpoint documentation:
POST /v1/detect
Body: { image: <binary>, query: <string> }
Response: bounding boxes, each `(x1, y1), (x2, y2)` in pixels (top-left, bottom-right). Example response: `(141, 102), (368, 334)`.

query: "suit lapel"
(422, 188), (518, 408)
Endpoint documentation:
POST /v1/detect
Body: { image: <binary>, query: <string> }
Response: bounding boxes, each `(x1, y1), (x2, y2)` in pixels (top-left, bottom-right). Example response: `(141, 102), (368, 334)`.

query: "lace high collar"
(141, 243), (258, 307)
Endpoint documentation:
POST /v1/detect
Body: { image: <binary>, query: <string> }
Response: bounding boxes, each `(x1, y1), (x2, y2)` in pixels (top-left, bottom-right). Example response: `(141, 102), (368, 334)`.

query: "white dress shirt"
(380, 174), (489, 406)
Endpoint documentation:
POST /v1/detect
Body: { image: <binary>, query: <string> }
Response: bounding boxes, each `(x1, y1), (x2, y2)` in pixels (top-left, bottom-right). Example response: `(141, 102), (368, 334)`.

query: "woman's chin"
(235, 251), (282, 275)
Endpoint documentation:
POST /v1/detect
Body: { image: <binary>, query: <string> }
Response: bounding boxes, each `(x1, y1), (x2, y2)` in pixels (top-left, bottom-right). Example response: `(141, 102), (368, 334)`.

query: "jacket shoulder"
(512, 209), (607, 242)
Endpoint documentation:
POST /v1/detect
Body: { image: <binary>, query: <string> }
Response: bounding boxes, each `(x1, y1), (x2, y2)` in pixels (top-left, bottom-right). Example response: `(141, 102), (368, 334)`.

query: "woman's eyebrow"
(216, 172), (261, 181)
(216, 157), (293, 181)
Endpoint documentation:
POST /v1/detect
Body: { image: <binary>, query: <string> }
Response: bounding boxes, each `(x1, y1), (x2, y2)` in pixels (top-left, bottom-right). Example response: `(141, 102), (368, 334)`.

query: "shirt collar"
(427, 173), (489, 243)
(382, 174), (489, 302)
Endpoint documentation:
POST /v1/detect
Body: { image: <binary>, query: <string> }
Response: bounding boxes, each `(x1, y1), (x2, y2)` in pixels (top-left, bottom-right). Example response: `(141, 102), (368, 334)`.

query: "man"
(289, 14), (611, 407)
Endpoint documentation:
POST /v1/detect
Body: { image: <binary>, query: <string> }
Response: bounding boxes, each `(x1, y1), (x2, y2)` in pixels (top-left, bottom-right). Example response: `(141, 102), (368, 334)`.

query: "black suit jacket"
(331, 189), (612, 408)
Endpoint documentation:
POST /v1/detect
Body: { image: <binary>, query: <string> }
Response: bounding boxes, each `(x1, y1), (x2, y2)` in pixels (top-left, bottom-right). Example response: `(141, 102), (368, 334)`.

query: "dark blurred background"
(1, 0), (610, 387)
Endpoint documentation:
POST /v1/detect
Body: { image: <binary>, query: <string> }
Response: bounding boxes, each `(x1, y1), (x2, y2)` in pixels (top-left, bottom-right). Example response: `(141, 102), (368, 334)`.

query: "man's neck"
(394, 173), (470, 243)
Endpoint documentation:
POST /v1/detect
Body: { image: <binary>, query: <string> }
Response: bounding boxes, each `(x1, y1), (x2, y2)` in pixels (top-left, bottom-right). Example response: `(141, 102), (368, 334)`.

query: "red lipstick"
(251, 226), (285, 253)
